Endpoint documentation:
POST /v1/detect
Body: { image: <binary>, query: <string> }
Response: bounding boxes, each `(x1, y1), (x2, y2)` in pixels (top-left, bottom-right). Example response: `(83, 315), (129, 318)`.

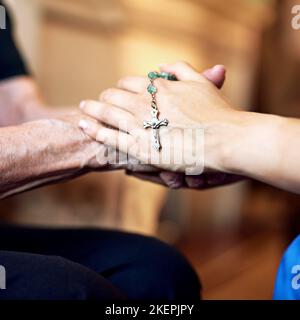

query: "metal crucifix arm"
(143, 108), (169, 150)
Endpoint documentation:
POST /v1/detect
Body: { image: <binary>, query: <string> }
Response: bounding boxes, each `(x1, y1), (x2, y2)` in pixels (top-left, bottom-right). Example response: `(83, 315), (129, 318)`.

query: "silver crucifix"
(143, 108), (169, 151)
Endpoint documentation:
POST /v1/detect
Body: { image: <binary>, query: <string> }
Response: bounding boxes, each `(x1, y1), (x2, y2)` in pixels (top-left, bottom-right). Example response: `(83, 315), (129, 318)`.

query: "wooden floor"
(177, 229), (289, 300)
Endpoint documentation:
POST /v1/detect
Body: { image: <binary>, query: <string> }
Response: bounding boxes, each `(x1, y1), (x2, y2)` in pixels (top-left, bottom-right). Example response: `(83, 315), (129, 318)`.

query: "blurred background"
(1, 0), (300, 299)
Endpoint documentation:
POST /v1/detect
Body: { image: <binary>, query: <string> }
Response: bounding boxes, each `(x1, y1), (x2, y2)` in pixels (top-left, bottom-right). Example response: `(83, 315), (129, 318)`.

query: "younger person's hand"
(79, 62), (241, 175)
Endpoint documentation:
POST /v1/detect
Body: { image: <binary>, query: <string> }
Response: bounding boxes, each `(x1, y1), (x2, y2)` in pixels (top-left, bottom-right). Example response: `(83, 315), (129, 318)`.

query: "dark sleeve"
(0, 1), (29, 80)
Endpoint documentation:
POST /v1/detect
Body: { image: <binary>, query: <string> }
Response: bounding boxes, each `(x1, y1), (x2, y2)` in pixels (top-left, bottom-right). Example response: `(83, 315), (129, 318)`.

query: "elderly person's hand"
(0, 76), (158, 199)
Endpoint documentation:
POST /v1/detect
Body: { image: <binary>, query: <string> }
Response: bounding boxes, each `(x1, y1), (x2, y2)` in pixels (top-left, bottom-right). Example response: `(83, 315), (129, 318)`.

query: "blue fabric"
(274, 235), (300, 300)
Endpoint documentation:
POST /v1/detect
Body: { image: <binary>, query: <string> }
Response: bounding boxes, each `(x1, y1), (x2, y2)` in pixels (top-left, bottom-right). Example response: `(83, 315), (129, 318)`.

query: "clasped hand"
(78, 62), (244, 189)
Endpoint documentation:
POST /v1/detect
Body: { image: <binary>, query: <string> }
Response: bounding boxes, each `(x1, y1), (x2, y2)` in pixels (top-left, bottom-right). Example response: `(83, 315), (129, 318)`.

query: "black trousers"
(0, 225), (200, 300)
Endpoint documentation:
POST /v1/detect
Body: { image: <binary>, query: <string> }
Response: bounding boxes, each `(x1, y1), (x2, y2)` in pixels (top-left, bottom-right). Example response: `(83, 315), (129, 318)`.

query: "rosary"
(143, 71), (177, 151)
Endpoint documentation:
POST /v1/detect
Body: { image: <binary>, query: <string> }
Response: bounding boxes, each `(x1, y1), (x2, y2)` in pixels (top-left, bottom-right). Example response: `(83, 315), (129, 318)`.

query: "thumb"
(159, 61), (203, 82)
(160, 61), (226, 88)
(202, 65), (226, 89)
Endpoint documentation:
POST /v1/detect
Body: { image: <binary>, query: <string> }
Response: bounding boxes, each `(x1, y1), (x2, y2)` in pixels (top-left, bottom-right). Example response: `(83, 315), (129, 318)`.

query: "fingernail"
(78, 119), (88, 130)
(79, 101), (86, 110)
(212, 64), (225, 72)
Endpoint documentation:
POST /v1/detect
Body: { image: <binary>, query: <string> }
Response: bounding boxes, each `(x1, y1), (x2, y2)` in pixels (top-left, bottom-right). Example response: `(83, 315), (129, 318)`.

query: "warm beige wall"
(4, 0), (41, 74)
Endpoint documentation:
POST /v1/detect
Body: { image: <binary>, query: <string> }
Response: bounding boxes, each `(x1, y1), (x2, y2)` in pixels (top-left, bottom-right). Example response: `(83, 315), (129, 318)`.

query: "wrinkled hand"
(58, 111), (159, 173)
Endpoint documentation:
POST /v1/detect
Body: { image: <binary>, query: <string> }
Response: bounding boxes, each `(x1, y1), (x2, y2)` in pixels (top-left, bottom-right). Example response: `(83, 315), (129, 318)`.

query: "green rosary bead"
(147, 71), (177, 95)
(148, 71), (159, 80)
(159, 72), (169, 80)
(160, 72), (177, 81)
(148, 71), (177, 81)
(167, 74), (177, 81)
(145, 69), (171, 151)
(147, 84), (157, 94)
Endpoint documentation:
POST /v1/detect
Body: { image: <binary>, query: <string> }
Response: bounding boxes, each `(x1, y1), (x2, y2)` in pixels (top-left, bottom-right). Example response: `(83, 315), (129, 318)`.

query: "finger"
(202, 65), (226, 89)
(127, 171), (167, 187)
(117, 76), (148, 93)
(185, 173), (244, 190)
(159, 61), (206, 82)
(126, 161), (160, 173)
(206, 173), (244, 186)
(79, 119), (135, 153)
(99, 88), (140, 113)
(185, 176), (206, 188)
(160, 62), (226, 88)
(116, 64), (226, 97)
(80, 100), (138, 132)
(159, 171), (185, 189)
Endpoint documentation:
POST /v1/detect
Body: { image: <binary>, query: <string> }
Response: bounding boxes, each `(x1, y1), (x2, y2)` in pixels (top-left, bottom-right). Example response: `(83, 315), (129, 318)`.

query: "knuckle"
(96, 129), (107, 144)
(100, 88), (115, 102)
(155, 78), (168, 90)
(83, 100), (94, 111)
(85, 101), (100, 114)
(97, 105), (110, 121)
(135, 94), (147, 109)
(157, 91), (172, 106)
(167, 180), (182, 189)
(117, 77), (130, 88)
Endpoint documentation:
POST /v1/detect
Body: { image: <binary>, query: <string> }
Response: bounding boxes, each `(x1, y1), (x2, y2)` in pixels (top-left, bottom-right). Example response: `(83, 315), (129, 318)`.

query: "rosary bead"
(159, 72), (169, 79)
(147, 84), (157, 94)
(148, 71), (159, 80)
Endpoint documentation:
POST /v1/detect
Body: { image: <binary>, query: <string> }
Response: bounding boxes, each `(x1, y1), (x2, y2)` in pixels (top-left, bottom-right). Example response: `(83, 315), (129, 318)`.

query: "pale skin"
(0, 67), (234, 199)
(79, 61), (300, 195)
(80, 65), (244, 189)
